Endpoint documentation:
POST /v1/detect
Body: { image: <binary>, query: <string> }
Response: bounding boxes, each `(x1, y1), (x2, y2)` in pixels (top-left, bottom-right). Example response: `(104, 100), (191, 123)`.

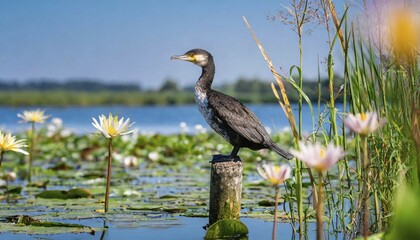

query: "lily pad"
(163, 207), (187, 213)
(5, 215), (41, 225)
(4, 215), (94, 233)
(126, 204), (163, 211)
(28, 180), (49, 189)
(257, 200), (275, 207)
(49, 162), (73, 171)
(5, 186), (22, 194)
(159, 194), (179, 199)
(36, 188), (92, 199)
(0, 224), (96, 235)
(184, 212), (208, 218)
(205, 219), (248, 239)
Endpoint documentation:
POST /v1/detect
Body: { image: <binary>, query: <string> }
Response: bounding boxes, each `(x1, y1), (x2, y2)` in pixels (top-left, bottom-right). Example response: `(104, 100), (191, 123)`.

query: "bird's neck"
(195, 61), (215, 94)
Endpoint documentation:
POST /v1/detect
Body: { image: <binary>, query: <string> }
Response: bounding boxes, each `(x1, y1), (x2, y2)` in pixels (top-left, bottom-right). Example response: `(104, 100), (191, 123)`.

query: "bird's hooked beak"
(170, 54), (195, 62)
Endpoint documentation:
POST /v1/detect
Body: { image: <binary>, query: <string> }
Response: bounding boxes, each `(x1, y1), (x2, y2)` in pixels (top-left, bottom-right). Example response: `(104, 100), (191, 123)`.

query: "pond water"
(1, 216), (319, 240)
(0, 103), (340, 135)
(0, 155), (327, 240)
(0, 104), (351, 239)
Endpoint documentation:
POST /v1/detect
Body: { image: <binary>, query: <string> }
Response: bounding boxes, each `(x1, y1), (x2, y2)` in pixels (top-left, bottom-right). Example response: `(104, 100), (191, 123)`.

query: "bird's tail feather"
(268, 142), (293, 160)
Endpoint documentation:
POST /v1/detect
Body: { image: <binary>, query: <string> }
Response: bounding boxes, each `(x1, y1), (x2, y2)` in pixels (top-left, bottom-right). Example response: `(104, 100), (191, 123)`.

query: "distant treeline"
(0, 79), (140, 91)
(0, 77), (344, 106)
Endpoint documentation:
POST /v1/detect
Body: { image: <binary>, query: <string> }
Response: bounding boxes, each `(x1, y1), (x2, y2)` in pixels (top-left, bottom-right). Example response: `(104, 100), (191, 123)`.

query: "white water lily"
(18, 109), (50, 123)
(91, 113), (135, 213)
(60, 129), (72, 138)
(180, 121), (189, 133)
(0, 131), (28, 156)
(112, 152), (124, 163)
(51, 117), (63, 127)
(343, 112), (386, 136)
(3, 171), (17, 181)
(148, 151), (159, 161)
(290, 142), (345, 172)
(194, 124), (207, 134)
(257, 162), (292, 186)
(123, 189), (141, 197)
(46, 117), (70, 138)
(17, 109), (47, 182)
(92, 113), (135, 139)
(123, 155), (138, 167)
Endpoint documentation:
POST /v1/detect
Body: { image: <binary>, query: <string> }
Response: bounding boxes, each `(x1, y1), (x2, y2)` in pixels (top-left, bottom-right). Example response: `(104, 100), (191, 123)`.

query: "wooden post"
(209, 157), (243, 225)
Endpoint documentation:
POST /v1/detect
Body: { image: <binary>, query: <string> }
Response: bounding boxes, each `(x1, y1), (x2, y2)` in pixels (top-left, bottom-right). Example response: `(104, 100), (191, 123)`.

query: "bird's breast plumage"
(194, 87), (231, 141)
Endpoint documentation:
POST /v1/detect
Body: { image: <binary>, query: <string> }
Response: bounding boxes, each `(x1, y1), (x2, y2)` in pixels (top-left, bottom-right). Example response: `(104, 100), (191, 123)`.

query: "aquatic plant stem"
(373, 187), (380, 231)
(5, 176), (10, 203)
(105, 138), (113, 213)
(28, 122), (35, 183)
(362, 135), (369, 239)
(0, 151), (4, 168)
(294, 159), (303, 235)
(273, 186), (279, 240)
(100, 219), (108, 239)
(297, 2), (306, 233)
(1, 150), (8, 202)
(316, 171), (324, 240)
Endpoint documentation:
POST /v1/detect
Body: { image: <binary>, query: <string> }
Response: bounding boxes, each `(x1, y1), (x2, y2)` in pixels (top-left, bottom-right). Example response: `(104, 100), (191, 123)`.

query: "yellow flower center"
(361, 112), (367, 121)
(108, 126), (118, 136)
(319, 148), (326, 158)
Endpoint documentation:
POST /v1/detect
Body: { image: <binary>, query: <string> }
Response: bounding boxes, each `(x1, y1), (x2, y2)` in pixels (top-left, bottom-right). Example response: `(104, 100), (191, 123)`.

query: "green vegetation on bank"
(0, 90), (193, 106)
(0, 77), (343, 106)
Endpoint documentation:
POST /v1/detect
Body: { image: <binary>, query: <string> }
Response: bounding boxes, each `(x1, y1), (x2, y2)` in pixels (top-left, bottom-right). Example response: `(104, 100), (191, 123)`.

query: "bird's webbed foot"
(211, 154), (241, 163)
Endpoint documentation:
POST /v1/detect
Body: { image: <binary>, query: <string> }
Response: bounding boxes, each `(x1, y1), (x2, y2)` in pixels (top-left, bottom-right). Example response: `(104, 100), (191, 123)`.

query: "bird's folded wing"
(208, 91), (266, 143)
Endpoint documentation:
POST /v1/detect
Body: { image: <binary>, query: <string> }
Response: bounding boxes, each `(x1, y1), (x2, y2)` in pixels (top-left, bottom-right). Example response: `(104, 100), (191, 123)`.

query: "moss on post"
(209, 159), (243, 225)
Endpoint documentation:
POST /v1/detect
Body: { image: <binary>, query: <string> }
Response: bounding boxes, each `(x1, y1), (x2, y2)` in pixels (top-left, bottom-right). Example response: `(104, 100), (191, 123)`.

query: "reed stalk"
(105, 138), (113, 213)
(272, 186), (280, 240)
(28, 122), (35, 183)
(361, 136), (369, 238)
(243, 17), (307, 234)
(316, 172), (324, 240)
(295, 2), (308, 234)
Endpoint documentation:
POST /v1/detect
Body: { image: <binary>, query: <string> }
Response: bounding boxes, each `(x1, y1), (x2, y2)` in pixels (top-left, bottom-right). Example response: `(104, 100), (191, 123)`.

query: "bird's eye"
(188, 53), (195, 57)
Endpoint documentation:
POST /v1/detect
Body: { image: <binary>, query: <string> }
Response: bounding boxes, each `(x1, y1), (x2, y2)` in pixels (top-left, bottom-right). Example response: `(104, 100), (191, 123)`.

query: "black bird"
(171, 49), (293, 162)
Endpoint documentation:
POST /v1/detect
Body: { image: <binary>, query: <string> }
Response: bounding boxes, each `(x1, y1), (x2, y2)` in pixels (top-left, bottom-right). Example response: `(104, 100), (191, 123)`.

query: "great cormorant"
(171, 49), (293, 161)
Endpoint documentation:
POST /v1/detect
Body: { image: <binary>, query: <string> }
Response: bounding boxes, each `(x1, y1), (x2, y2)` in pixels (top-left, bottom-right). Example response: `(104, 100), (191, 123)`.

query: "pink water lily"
(257, 162), (292, 186)
(290, 142), (345, 172)
(291, 141), (345, 240)
(257, 162), (292, 240)
(343, 112), (386, 136)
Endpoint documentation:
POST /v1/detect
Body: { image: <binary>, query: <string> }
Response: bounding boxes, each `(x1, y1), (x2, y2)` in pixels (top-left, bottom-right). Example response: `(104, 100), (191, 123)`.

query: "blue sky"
(0, 0), (351, 89)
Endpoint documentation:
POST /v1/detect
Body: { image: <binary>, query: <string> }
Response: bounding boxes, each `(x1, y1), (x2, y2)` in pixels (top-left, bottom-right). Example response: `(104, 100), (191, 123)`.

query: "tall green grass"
(245, 0), (419, 238)
(347, 36), (419, 232)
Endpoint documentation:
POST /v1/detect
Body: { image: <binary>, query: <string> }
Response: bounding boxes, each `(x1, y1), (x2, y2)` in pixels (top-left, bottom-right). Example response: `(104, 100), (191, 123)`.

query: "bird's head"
(171, 49), (212, 67)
